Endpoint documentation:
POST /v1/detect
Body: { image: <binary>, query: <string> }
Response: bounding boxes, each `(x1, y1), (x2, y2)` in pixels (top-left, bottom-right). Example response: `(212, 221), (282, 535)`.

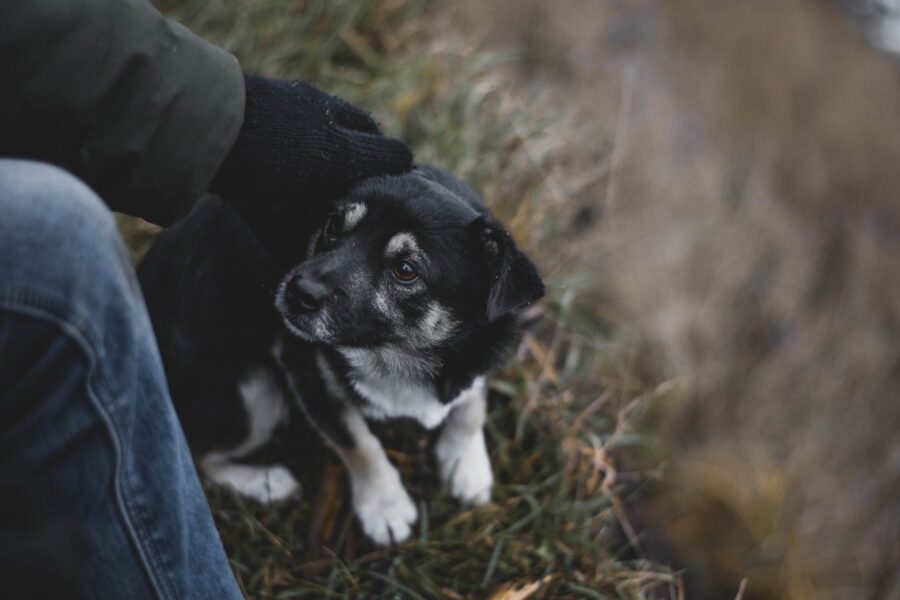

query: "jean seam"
(0, 293), (180, 600)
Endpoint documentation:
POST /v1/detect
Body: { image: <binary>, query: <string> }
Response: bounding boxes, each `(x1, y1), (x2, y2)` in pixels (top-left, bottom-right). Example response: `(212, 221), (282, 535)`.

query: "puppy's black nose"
(285, 276), (328, 312)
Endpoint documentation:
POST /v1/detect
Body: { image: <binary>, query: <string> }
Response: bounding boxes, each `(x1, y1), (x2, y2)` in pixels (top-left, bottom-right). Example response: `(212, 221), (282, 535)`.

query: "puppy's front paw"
(436, 431), (493, 505)
(351, 467), (418, 545)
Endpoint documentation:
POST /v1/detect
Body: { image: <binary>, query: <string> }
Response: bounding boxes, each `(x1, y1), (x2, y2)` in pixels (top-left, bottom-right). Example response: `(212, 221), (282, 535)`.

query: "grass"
(121, 1), (679, 597)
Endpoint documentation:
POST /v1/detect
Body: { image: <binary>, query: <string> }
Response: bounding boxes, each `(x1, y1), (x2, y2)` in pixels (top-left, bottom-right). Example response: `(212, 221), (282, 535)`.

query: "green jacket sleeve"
(0, 0), (245, 225)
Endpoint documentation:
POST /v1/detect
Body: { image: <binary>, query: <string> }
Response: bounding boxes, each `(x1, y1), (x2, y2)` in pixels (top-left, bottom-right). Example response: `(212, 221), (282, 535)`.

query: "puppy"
(138, 165), (544, 544)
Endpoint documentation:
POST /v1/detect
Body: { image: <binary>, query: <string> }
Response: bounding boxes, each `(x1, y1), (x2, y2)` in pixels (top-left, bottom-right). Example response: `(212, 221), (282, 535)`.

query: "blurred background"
(127, 1), (900, 597)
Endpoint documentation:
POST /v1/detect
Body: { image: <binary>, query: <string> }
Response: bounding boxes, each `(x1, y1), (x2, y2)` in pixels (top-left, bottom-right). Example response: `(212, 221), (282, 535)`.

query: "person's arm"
(0, 0), (244, 225)
(0, 0), (413, 229)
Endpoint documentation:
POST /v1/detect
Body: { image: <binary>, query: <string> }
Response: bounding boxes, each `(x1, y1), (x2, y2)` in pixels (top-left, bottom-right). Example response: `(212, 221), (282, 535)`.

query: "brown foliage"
(594, 1), (900, 597)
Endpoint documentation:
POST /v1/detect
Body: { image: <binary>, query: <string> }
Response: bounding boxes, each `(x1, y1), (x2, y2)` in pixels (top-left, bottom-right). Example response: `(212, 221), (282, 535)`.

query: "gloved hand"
(211, 74), (413, 262)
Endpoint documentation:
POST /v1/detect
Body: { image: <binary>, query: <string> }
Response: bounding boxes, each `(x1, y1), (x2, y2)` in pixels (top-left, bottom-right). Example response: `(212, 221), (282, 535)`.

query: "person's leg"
(0, 159), (242, 600)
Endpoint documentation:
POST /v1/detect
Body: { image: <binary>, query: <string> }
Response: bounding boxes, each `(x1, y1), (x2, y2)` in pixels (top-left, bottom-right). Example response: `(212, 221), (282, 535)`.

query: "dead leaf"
(487, 575), (556, 600)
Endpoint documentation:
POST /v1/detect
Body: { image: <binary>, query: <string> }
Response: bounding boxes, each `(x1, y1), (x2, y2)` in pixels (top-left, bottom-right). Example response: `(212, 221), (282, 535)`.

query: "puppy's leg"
(279, 344), (416, 544)
(330, 408), (418, 545)
(290, 379), (417, 545)
(435, 376), (493, 505)
(199, 368), (299, 503)
(302, 398), (418, 544)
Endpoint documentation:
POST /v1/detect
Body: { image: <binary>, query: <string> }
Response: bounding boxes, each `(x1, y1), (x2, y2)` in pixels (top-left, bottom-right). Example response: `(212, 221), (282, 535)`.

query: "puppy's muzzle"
(284, 275), (328, 313)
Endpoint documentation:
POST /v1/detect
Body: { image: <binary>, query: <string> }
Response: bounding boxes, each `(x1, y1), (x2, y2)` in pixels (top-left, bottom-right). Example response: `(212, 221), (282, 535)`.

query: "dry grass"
(594, 1), (900, 598)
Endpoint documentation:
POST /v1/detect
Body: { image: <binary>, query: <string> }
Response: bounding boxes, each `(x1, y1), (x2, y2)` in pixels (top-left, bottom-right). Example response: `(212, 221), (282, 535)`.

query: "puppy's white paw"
(258, 465), (302, 502)
(204, 462), (300, 504)
(351, 467), (418, 545)
(436, 431), (493, 505)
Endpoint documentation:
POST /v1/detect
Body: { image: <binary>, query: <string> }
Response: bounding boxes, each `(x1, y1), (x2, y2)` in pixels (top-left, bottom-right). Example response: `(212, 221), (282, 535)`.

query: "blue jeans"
(0, 160), (243, 600)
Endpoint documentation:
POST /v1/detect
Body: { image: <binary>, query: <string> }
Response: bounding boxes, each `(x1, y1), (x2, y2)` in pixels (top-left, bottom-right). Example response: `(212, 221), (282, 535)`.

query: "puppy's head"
(275, 166), (544, 355)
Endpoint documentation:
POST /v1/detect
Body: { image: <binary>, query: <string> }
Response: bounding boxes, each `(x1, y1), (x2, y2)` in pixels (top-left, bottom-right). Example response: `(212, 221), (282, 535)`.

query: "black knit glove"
(211, 75), (413, 262)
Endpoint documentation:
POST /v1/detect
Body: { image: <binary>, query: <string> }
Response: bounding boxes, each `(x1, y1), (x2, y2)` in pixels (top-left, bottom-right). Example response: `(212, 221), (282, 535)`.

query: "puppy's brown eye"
(392, 261), (418, 283)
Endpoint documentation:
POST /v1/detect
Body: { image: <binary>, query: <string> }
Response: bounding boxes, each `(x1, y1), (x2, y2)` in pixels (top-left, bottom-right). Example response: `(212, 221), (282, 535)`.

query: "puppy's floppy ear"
(478, 218), (545, 322)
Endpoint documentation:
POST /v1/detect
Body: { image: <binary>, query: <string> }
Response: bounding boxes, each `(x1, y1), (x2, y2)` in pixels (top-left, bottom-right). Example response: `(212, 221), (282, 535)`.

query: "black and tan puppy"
(138, 165), (543, 544)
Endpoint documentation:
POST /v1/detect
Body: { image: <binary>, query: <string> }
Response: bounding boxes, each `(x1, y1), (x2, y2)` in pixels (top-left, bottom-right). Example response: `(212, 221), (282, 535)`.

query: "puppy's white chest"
(352, 377), (453, 429)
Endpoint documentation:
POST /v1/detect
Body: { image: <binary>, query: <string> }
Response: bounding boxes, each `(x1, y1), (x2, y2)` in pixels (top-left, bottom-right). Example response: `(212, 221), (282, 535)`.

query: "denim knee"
(0, 159), (115, 232)
(0, 159), (132, 325)
(0, 159), (117, 249)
